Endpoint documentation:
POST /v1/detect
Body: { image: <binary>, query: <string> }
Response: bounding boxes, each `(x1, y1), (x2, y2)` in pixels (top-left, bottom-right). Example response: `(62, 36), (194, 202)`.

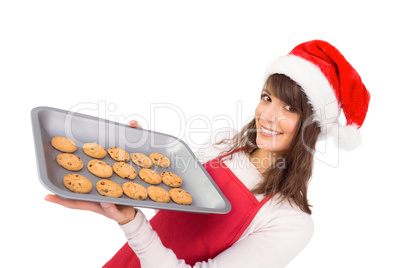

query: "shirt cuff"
(119, 209), (146, 240)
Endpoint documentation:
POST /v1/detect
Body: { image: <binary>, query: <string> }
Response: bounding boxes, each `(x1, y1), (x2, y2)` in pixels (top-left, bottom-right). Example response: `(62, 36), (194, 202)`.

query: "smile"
(261, 126), (282, 135)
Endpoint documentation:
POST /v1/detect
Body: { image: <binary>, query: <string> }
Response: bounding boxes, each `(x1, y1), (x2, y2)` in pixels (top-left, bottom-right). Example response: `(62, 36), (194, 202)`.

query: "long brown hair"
(217, 74), (321, 214)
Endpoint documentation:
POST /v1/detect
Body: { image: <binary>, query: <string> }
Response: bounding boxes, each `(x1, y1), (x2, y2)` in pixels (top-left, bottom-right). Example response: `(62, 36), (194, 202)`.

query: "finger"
(128, 120), (142, 128)
(100, 203), (135, 224)
(100, 202), (120, 219)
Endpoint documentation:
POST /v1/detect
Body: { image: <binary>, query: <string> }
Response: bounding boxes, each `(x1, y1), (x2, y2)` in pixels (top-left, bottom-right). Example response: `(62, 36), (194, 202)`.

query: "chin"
(256, 134), (288, 153)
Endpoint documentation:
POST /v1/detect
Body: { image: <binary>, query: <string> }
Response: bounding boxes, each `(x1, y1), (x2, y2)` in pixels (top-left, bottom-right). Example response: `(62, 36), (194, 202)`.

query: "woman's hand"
(45, 195), (136, 225)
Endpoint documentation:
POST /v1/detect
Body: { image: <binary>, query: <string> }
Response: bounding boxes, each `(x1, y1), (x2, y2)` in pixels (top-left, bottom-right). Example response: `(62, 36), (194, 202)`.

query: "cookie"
(96, 179), (123, 198)
(149, 153), (171, 168)
(122, 182), (148, 200)
(147, 186), (170, 203)
(161, 171), (183, 187)
(51, 136), (77, 153)
(87, 159), (113, 178)
(113, 162), (137, 180)
(169, 188), (192, 205)
(131, 153), (153, 168)
(63, 174), (92, 194)
(108, 146), (130, 162)
(139, 168), (162, 185)
(56, 153), (84, 171)
(83, 143), (107, 159)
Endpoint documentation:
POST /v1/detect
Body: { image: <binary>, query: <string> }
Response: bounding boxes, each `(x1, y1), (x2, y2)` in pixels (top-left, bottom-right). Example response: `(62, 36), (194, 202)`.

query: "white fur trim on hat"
(326, 124), (362, 151)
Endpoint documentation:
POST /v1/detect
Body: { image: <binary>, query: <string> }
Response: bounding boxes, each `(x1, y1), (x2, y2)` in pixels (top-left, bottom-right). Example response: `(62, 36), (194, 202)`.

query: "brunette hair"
(217, 74), (321, 214)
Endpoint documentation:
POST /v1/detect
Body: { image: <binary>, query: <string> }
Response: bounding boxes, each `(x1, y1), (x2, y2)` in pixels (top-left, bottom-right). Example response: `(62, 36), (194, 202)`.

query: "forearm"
(120, 210), (190, 267)
(119, 209), (313, 268)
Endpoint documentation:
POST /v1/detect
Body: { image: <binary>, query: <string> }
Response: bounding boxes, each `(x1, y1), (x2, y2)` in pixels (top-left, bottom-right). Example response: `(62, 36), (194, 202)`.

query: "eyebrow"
(261, 88), (273, 95)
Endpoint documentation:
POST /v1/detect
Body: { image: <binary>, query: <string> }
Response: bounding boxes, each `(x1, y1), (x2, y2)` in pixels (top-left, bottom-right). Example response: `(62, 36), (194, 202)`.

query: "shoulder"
(254, 194), (314, 237)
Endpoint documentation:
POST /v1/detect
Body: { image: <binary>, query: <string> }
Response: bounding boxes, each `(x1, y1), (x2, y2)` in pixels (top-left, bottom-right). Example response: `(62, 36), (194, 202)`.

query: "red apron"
(104, 150), (271, 267)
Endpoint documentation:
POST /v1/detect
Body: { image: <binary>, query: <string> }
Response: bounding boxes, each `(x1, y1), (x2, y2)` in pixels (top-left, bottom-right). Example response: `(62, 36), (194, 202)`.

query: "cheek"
(277, 113), (300, 135)
(285, 116), (300, 136)
(255, 102), (262, 115)
(254, 102), (264, 121)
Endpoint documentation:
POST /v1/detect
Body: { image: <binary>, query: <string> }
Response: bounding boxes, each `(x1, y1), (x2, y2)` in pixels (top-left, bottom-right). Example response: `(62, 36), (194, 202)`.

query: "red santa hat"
(264, 40), (370, 151)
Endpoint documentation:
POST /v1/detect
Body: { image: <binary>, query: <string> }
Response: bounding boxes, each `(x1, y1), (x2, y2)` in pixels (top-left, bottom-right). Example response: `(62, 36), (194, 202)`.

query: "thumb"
(100, 202), (121, 220)
(100, 203), (136, 224)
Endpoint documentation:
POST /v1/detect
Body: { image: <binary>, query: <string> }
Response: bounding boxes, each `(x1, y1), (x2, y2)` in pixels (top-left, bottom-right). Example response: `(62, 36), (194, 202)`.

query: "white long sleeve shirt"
(119, 129), (314, 268)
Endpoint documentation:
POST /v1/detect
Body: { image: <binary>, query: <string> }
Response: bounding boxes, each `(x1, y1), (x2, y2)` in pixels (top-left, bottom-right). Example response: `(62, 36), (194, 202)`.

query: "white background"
(1, 1), (401, 267)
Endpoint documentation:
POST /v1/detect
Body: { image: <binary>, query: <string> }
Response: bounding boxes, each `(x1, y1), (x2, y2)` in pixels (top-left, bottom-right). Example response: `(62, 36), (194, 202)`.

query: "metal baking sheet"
(31, 106), (231, 214)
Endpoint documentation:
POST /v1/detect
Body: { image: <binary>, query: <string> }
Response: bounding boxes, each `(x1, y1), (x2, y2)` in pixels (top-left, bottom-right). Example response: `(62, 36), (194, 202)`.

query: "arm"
(120, 208), (313, 268)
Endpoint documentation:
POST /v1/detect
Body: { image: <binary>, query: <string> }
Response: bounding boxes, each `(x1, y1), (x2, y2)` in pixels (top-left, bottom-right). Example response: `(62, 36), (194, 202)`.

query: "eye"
(284, 105), (295, 112)
(261, 93), (271, 102)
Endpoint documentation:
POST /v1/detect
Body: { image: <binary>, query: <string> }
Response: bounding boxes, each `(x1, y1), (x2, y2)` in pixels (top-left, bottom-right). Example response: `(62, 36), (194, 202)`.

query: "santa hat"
(264, 40), (370, 151)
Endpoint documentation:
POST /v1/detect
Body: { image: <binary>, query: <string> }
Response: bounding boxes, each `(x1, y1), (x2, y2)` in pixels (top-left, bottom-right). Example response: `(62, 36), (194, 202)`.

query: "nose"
(260, 103), (280, 123)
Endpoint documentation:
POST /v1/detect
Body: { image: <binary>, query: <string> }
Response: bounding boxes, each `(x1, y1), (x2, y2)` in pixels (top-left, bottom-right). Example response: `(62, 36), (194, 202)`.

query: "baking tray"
(31, 106), (231, 214)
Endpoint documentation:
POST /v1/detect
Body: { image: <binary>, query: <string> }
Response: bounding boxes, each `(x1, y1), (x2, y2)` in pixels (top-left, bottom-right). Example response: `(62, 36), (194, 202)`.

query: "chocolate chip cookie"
(51, 136), (77, 153)
(138, 168), (162, 185)
(108, 146), (130, 162)
(83, 143), (107, 159)
(96, 179), (123, 198)
(87, 159), (113, 178)
(169, 188), (192, 205)
(113, 162), (137, 180)
(131, 153), (153, 168)
(122, 182), (148, 200)
(161, 171), (182, 187)
(147, 186), (170, 203)
(56, 153), (84, 171)
(63, 174), (92, 194)
(149, 152), (170, 168)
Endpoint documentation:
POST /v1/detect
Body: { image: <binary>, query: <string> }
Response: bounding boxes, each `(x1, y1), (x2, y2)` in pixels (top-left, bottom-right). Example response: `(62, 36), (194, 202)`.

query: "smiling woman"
(256, 75), (304, 153)
(46, 40), (371, 268)
(218, 73), (320, 214)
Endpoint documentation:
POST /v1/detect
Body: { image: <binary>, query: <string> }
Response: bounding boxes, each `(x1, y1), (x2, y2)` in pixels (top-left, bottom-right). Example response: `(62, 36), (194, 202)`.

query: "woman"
(45, 40), (370, 267)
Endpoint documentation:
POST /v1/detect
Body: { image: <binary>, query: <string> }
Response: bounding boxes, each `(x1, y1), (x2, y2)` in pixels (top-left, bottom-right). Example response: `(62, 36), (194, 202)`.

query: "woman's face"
(254, 87), (300, 154)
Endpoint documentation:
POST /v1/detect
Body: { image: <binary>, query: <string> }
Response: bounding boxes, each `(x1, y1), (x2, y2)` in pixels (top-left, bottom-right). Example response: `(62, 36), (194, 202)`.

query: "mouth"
(260, 125), (283, 136)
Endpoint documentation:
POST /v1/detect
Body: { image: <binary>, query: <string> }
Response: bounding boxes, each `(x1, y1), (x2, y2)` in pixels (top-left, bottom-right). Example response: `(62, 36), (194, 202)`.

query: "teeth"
(261, 126), (281, 135)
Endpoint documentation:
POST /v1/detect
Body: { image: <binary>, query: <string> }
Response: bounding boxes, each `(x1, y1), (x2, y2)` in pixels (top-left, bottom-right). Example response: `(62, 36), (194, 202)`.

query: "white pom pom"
(326, 124), (361, 151)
